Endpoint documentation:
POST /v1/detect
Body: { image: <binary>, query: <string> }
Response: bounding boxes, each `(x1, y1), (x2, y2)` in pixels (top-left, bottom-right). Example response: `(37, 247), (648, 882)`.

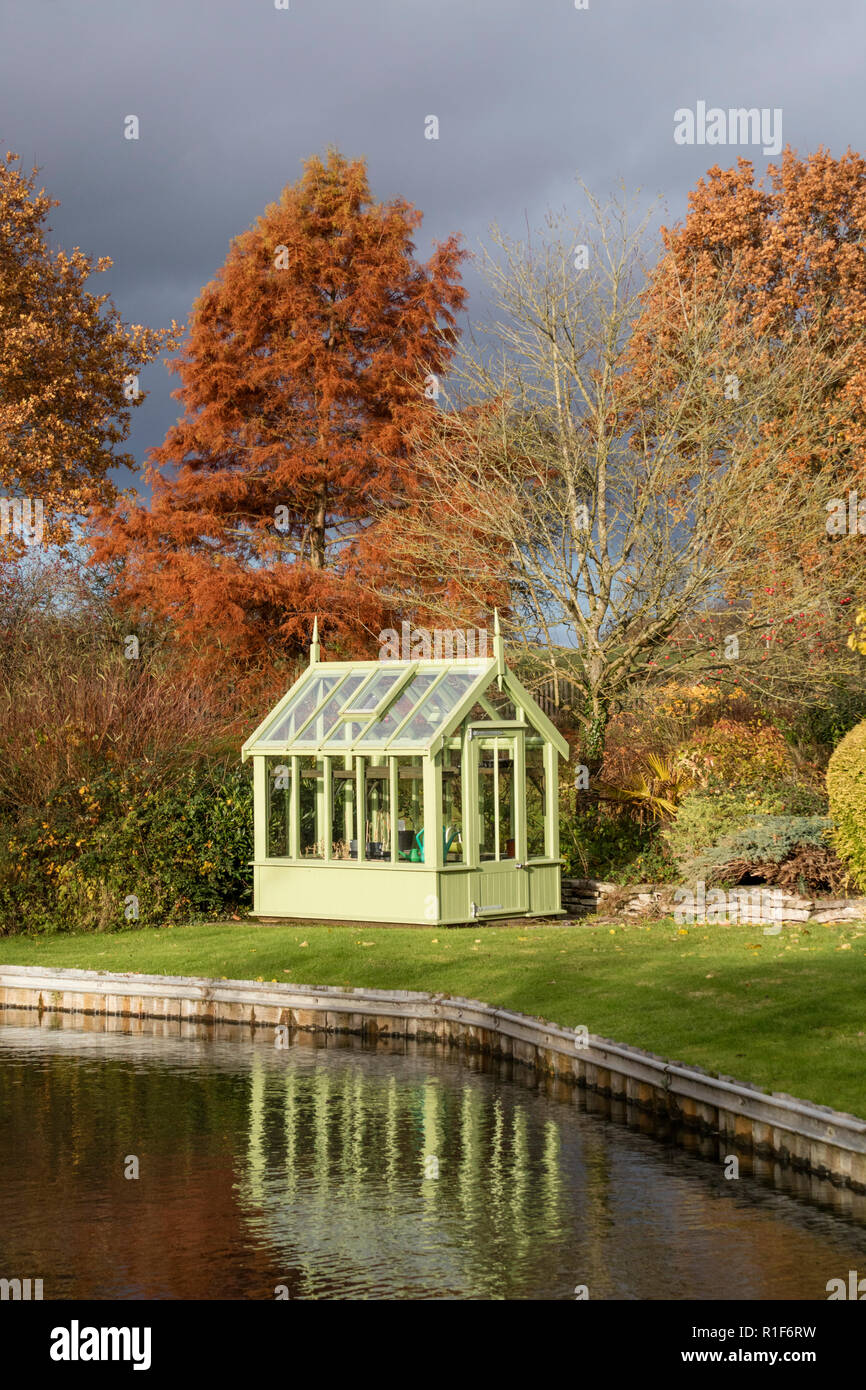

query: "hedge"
(827, 718), (866, 891)
(0, 762), (253, 935)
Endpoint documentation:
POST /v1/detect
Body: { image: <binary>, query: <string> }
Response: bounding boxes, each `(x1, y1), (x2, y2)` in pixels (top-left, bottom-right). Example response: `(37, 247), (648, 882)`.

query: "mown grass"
(3, 915), (866, 1117)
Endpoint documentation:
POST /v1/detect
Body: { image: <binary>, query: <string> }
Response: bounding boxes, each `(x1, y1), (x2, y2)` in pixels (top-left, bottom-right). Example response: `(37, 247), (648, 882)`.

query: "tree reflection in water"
(2, 1016), (866, 1300)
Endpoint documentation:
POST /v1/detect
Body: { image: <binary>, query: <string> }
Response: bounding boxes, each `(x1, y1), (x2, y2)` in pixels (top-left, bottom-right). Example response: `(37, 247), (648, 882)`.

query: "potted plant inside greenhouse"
(241, 613), (568, 925)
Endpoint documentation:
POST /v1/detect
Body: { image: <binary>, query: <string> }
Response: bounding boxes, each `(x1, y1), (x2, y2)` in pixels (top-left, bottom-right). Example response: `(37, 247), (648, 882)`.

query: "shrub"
(666, 787), (765, 864)
(722, 845), (847, 895)
(596, 752), (693, 826)
(562, 809), (679, 885)
(0, 561), (292, 818)
(686, 814), (833, 886)
(665, 783), (828, 868)
(827, 719), (866, 890)
(777, 689), (866, 765)
(0, 762), (253, 935)
(676, 717), (795, 788)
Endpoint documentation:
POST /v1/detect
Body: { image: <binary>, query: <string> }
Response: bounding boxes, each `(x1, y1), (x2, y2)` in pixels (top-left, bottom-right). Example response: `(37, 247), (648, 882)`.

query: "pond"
(2, 1013), (865, 1300)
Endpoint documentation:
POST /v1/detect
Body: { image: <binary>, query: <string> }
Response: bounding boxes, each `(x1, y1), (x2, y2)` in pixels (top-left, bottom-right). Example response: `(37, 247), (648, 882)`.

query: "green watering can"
(401, 828), (460, 863)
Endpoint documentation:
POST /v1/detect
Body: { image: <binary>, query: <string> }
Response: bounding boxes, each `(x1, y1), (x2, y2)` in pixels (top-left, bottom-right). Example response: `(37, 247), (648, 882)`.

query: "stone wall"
(561, 877), (866, 925)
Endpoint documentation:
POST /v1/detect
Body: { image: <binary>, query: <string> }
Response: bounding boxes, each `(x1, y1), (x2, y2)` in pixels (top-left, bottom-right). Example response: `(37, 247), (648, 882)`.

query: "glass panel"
(293, 673), (365, 746)
(478, 740), (516, 861)
(261, 673), (343, 744)
(331, 768), (356, 858)
(526, 744), (546, 859)
(442, 749), (464, 863)
(396, 757), (424, 862)
(497, 745), (516, 861)
(298, 755), (325, 858)
(484, 685), (517, 721)
(478, 748), (496, 862)
(266, 757), (292, 858)
(389, 669), (483, 747)
(465, 688), (516, 724)
(343, 667), (405, 713)
(364, 766), (391, 859)
(355, 671), (440, 746)
(323, 717), (370, 749)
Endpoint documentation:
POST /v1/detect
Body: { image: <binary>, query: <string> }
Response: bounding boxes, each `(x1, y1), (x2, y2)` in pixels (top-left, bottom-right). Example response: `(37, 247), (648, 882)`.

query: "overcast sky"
(3, 0), (865, 484)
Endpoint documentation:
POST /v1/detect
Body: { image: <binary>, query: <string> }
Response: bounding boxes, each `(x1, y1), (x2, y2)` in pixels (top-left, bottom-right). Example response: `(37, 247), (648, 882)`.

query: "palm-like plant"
(597, 752), (693, 826)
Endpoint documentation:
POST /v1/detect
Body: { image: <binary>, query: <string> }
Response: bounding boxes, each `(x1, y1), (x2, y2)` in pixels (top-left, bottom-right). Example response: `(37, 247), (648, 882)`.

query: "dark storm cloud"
(2, 0), (864, 480)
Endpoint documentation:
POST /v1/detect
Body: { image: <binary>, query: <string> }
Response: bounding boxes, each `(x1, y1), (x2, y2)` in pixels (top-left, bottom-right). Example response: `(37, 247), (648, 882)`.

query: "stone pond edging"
(2, 963), (865, 1195)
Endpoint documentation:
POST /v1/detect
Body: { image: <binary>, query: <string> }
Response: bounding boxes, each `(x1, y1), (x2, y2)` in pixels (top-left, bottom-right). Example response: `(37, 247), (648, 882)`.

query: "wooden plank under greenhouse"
(241, 613), (568, 925)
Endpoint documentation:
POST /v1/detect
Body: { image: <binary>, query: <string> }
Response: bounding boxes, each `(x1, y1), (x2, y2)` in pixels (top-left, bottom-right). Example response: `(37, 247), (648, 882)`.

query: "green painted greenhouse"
(241, 616), (568, 925)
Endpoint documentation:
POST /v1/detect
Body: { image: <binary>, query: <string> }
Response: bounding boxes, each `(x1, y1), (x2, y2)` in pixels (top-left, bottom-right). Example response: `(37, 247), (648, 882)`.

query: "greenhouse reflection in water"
(2, 1017), (866, 1300)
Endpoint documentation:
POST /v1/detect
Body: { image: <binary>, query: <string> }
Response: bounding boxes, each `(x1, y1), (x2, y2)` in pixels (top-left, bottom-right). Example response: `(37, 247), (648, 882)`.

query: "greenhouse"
(241, 616), (568, 925)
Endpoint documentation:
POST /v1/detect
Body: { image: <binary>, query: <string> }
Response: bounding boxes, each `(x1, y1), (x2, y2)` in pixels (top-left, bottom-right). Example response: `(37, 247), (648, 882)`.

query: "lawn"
(2, 916), (866, 1118)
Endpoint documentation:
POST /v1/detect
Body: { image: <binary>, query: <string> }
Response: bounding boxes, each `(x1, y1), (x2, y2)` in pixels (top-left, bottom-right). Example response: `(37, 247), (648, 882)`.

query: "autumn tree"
(386, 190), (864, 771)
(88, 149), (466, 663)
(0, 152), (176, 558)
(630, 147), (866, 602)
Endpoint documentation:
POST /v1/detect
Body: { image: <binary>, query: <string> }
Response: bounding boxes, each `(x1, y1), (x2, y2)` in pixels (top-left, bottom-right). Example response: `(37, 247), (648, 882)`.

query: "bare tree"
(382, 189), (865, 770)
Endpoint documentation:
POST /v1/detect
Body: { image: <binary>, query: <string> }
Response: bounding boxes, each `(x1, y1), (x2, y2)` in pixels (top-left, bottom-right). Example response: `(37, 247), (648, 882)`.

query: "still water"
(2, 1014), (866, 1300)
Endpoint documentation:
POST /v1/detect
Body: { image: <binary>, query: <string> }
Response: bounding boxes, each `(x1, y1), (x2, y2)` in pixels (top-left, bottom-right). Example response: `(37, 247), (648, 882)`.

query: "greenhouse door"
(473, 732), (528, 917)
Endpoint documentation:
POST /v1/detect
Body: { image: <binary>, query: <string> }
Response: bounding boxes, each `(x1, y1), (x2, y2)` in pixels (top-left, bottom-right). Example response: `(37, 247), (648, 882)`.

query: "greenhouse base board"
(250, 915), (567, 929)
(252, 860), (562, 926)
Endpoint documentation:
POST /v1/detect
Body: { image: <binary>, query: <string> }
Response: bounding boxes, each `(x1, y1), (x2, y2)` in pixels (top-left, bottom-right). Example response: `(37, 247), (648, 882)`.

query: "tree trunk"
(311, 485), (326, 570)
(576, 692), (610, 821)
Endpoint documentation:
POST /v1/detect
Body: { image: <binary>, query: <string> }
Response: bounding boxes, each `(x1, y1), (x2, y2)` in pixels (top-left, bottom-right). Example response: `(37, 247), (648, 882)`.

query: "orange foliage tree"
(0, 152), (176, 557)
(88, 149), (467, 664)
(629, 146), (866, 603)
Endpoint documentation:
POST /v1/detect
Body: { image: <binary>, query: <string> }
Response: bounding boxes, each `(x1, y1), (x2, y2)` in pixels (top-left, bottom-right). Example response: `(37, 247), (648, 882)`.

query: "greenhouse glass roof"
(242, 659), (496, 757)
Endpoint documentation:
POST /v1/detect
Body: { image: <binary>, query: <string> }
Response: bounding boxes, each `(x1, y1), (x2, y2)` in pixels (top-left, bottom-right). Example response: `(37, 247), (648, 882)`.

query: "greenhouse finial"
(310, 616), (320, 665)
(493, 608), (505, 686)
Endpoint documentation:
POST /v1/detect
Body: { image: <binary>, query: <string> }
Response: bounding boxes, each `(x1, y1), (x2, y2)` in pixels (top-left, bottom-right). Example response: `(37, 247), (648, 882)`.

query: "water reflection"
(1, 1010), (866, 1300)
